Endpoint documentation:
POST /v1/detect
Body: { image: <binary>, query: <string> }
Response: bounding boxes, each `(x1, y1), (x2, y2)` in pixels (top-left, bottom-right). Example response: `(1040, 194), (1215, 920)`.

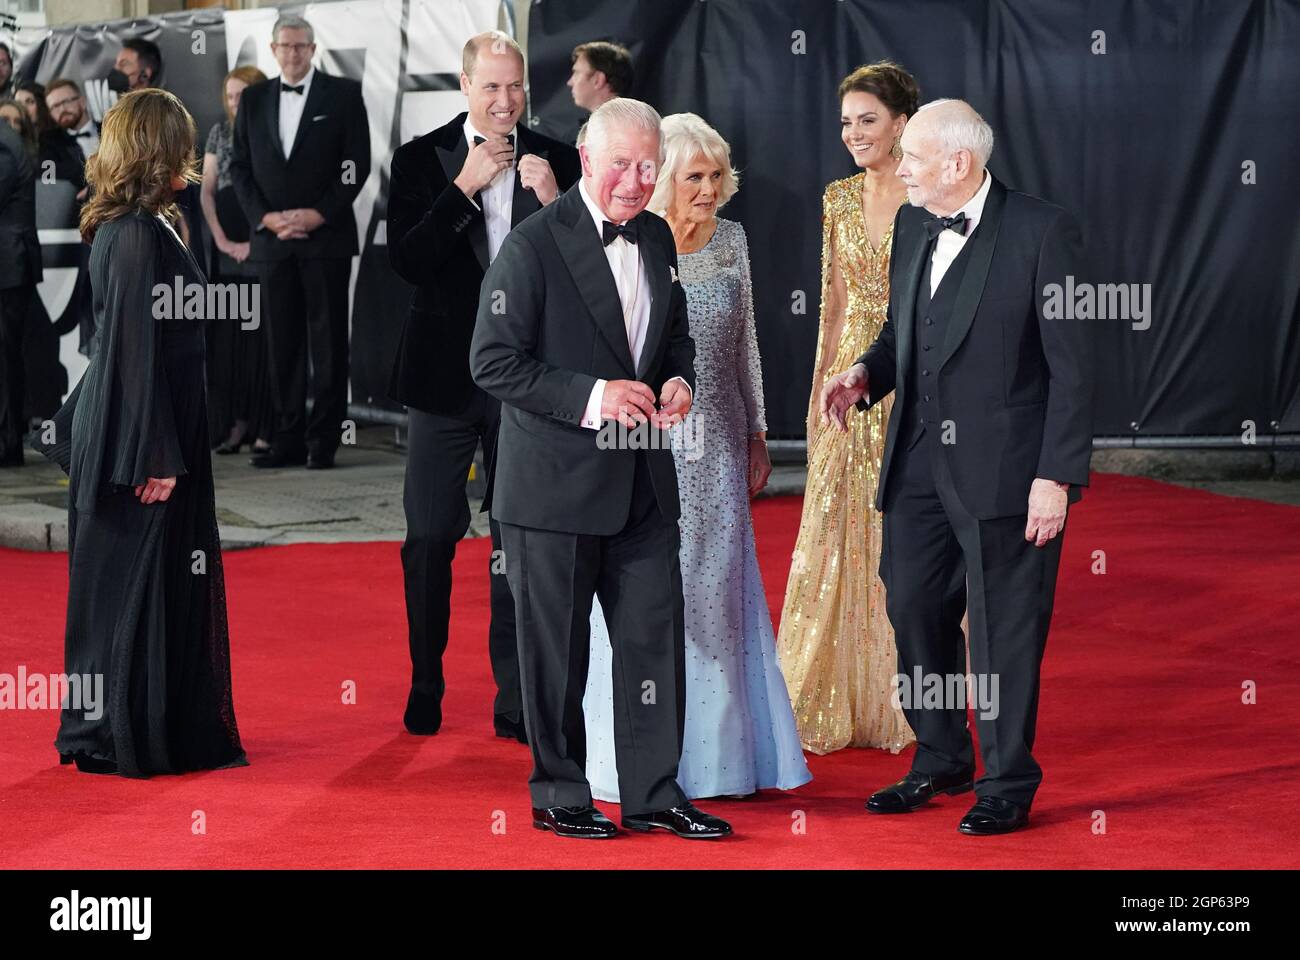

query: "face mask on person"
(106, 69), (130, 94)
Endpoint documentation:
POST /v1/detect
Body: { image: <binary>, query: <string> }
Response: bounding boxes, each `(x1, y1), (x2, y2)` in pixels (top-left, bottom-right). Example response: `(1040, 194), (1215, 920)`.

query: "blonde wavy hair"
(79, 88), (200, 243)
(648, 112), (739, 216)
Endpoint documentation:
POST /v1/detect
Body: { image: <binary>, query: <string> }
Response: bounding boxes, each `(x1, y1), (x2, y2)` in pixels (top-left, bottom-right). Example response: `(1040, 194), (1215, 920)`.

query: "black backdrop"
(527, 0), (1300, 439)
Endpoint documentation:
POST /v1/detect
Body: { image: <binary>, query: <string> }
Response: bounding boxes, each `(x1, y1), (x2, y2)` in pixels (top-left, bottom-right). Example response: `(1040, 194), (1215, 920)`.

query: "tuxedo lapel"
(634, 215), (670, 380)
(511, 133), (544, 228)
(265, 79), (282, 159)
(893, 221), (932, 399)
(435, 122), (488, 271)
(549, 188), (636, 377)
(286, 72), (327, 164)
(939, 176), (1006, 368)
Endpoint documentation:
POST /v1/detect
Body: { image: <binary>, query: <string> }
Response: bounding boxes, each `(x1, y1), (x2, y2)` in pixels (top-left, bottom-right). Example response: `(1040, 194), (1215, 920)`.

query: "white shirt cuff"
(581, 379), (607, 430)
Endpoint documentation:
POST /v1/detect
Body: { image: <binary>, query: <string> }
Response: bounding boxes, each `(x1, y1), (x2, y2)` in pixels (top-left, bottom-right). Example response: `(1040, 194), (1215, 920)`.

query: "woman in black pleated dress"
(36, 89), (246, 777)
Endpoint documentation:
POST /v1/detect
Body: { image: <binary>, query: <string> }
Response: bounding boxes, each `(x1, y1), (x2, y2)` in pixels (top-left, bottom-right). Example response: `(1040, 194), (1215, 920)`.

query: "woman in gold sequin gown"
(777, 63), (920, 755)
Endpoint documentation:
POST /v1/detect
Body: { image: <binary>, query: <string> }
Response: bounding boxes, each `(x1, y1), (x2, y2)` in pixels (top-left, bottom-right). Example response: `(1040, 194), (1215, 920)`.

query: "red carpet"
(2, 473), (1298, 869)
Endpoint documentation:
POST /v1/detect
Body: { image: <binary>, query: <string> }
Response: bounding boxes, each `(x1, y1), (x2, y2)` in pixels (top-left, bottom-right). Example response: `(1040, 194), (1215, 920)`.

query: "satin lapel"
(265, 80), (282, 160)
(894, 222), (931, 396)
(435, 132), (488, 272)
(511, 144), (543, 228)
(549, 189), (636, 377)
(286, 73), (326, 163)
(634, 218), (669, 381)
(939, 176), (1006, 368)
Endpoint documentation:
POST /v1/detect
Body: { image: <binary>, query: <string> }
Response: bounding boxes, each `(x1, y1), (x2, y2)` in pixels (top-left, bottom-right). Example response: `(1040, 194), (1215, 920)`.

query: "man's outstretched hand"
(819, 362), (869, 432)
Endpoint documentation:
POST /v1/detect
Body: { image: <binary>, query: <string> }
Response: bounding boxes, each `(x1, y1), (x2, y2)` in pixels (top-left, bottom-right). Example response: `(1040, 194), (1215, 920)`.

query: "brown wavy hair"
(222, 65), (268, 123)
(838, 60), (920, 119)
(79, 88), (200, 243)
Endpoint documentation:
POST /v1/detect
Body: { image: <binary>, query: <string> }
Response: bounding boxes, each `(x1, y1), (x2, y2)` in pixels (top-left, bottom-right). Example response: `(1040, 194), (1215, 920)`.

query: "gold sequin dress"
(776, 175), (915, 756)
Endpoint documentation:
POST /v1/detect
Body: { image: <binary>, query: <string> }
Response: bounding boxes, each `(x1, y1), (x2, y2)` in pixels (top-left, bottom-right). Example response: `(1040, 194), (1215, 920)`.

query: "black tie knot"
(473, 134), (515, 147)
(924, 212), (968, 239)
(602, 220), (638, 246)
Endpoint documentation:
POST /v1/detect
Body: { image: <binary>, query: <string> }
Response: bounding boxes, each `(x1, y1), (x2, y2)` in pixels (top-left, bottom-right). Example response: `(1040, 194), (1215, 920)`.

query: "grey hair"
(649, 112), (740, 214)
(915, 98), (994, 166)
(585, 97), (663, 162)
(272, 14), (315, 45)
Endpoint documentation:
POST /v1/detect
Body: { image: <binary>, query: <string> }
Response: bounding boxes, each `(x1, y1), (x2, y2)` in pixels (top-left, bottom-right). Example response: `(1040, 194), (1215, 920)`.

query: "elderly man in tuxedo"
(230, 13), (370, 470)
(387, 32), (580, 740)
(822, 99), (1092, 835)
(471, 98), (732, 841)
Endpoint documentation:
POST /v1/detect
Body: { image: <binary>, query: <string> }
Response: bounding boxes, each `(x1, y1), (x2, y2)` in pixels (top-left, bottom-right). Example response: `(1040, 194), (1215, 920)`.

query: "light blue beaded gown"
(582, 217), (812, 801)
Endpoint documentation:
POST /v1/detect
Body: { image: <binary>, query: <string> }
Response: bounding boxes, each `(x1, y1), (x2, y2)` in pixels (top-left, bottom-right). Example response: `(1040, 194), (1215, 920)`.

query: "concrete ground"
(0, 424), (810, 551)
(3, 428), (1297, 551)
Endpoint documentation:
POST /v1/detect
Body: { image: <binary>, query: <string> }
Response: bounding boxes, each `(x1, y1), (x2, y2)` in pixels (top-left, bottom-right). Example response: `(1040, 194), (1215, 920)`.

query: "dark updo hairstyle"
(837, 60), (919, 119)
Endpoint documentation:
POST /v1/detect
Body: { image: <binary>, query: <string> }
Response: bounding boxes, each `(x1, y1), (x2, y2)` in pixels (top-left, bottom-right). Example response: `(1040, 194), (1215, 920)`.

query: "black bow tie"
(924, 212), (968, 239)
(282, 83), (304, 95)
(473, 134), (515, 147)
(73, 130), (94, 138)
(602, 220), (638, 246)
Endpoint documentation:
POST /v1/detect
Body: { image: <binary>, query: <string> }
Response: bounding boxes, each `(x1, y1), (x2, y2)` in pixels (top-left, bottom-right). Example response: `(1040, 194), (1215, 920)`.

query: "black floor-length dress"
(36, 208), (246, 777)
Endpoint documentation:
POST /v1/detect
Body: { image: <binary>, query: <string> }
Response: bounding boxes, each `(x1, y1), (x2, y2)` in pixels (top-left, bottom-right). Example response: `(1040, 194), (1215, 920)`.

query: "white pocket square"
(312, 114), (328, 121)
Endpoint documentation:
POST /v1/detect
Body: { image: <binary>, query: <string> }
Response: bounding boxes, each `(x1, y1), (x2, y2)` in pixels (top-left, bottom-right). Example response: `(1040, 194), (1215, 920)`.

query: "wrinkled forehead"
(899, 120), (939, 157)
(595, 123), (661, 163)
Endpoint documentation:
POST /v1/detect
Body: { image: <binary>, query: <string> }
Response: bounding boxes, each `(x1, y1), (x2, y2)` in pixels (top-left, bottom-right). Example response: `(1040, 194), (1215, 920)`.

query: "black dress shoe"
(958, 796), (1029, 835)
(403, 690), (442, 735)
(622, 801), (732, 839)
(532, 805), (618, 839)
(72, 754), (118, 775)
(493, 714), (528, 744)
(250, 449), (307, 469)
(306, 452), (335, 470)
(865, 767), (975, 813)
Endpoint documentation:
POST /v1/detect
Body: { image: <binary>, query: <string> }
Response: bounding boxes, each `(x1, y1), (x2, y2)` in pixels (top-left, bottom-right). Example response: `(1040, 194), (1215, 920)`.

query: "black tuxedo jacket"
(387, 113), (580, 415)
(0, 124), (42, 290)
(859, 175), (1093, 519)
(229, 71), (370, 262)
(470, 185), (695, 535)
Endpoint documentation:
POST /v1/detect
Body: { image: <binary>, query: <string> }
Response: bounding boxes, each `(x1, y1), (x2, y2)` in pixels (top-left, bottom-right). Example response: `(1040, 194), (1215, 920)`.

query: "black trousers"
(256, 257), (349, 458)
(0, 285), (33, 465)
(500, 452), (688, 816)
(401, 395), (520, 722)
(880, 423), (1065, 808)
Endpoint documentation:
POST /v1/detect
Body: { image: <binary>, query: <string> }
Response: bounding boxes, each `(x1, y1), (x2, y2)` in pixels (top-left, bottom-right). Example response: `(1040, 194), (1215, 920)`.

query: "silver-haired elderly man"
(471, 97), (732, 841)
(822, 99), (1093, 835)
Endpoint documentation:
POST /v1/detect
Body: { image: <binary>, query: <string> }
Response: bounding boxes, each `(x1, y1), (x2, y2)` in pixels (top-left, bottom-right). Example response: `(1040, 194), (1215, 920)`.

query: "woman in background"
(37, 89), (245, 776)
(201, 65), (271, 456)
(775, 62), (919, 756)
(583, 113), (811, 801)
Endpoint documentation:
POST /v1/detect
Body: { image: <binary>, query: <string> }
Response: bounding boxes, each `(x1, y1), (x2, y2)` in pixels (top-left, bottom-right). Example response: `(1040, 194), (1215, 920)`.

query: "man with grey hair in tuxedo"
(472, 98), (732, 841)
(822, 99), (1093, 836)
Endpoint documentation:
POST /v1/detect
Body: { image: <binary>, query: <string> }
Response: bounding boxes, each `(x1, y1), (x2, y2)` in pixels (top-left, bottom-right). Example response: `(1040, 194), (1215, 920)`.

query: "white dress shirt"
(71, 119), (98, 159)
(463, 119), (517, 262)
(278, 66), (315, 159)
(576, 180), (689, 430)
(929, 169), (992, 296)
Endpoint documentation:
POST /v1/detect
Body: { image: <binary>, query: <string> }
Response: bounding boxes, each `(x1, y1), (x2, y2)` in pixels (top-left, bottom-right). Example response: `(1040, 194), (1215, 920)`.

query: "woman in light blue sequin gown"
(582, 114), (811, 802)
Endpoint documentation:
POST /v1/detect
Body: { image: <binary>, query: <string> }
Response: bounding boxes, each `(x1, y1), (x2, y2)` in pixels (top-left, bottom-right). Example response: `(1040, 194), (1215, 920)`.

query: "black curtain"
(527, 0), (1300, 439)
